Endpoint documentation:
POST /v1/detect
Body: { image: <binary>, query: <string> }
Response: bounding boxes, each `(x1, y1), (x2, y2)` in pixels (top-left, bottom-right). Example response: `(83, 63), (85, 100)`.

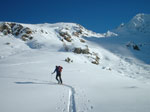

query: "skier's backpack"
(58, 66), (63, 72)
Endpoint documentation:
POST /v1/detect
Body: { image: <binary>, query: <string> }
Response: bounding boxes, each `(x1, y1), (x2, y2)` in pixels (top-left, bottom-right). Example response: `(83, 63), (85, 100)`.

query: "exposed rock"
(82, 48), (89, 54)
(41, 29), (44, 33)
(133, 45), (140, 51)
(29, 36), (33, 40)
(91, 54), (100, 65)
(21, 34), (33, 41)
(7, 23), (16, 28)
(0, 22), (33, 40)
(73, 48), (82, 54)
(64, 36), (72, 42)
(92, 61), (99, 65)
(73, 47), (89, 54)
(0, 23), (12, 35)
(65, 57), (73, 63)
(72, 29), (82, 37)
(80, 39), (86, 43)
(21, 35), (29, 41)
(126, 41), (140, 51)
(5, 42), (10, 45)
(59, 32), (72, 42)
(65, 28), (69, 30)
(72, 32), (79, 37)
(24, 27), (32, 34)
(12, 24), (23, 36)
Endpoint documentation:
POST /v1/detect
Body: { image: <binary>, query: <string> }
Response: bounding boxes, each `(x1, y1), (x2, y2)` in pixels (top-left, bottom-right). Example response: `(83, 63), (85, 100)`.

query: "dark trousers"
(56, 73), (62, 84)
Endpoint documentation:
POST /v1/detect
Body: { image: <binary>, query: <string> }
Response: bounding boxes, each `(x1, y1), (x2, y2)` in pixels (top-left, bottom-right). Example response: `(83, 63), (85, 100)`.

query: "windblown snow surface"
(0, 13), (150, 112)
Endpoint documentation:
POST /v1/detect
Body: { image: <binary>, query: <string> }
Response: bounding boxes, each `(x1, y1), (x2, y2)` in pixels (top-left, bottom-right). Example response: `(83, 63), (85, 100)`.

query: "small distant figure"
(52, 66), (63, 84)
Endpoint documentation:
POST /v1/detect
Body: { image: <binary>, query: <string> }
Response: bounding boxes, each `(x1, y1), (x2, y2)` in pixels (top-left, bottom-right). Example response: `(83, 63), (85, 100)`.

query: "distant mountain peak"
(130, 13), (150, 25)
(114, 13), (150, 35)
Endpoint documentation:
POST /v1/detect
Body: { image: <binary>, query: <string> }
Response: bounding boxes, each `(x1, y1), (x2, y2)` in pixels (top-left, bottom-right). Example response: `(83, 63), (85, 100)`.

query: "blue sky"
(0, 0), (150, 33)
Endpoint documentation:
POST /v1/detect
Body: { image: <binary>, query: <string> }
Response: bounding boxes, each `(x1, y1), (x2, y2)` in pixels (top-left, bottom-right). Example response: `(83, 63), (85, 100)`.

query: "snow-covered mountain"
(113, 13), (150, 62)
(0, 13), (150, 80)
(114, 13), (150, 35)
(0, 22), (104, 51)
(84, 13), (150, 80)
(0, 21), (118, 65)
(0, 13), (150, 112)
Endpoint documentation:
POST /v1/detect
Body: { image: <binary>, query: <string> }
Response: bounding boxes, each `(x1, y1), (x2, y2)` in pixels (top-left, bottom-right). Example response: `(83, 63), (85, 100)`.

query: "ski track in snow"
(0, 62), (77, 111)
(1, 75), (77, 112)
(63, 84), (76, 112)
(0, 61), (83, 112)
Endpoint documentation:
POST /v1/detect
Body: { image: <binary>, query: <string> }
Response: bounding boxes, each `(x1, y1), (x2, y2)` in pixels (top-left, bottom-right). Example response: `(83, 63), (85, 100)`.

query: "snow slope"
(85, 13), (150, 81)
(0, 13), (150, 112)
(0, 49), (150, 112)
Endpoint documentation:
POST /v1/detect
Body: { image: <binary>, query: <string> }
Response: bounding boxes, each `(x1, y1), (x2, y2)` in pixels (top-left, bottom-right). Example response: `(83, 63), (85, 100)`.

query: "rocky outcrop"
(80, 39), (86, 43)
(73, 47), (89, 54)
(65, 57), (73, 63)
(133, 45), (140, 51)
(59, 31), (72, 42)
(73, 46), (100, 65)
(126, 42), (140, 51)
(91, 55), (100, 65)
(0, 22), (102, 65)
(0, 23), (12, 35)
(0, 22), (33, 41)
(72, 29), (82, 37)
